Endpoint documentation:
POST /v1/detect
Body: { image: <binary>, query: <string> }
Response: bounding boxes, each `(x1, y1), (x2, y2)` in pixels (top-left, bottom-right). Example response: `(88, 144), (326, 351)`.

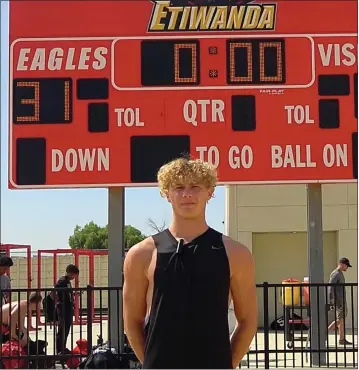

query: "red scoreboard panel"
(9, 1), (358, 189)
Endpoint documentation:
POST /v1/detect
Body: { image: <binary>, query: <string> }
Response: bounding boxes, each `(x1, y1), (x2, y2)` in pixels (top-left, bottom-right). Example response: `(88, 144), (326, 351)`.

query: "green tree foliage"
(68, 221), (146, 251)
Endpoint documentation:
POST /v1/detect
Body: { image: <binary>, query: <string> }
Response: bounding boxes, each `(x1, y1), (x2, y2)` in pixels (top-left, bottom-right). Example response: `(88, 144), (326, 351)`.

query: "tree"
(123, 225), (147, 250)
(68, 221), (146, 251)
(147, 218), (167, 233)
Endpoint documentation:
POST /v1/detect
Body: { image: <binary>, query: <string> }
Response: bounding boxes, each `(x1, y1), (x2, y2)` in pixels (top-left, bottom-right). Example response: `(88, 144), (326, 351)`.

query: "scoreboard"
(9, 0), (358, 189)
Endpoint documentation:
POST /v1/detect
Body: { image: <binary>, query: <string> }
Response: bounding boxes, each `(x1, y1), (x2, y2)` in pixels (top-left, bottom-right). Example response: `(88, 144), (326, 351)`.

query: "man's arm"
(13, 303), (28, 347)
(328, 271), (341, 305)
(123, 238), (153, 364)
(17, 303), (28, 334)
(9, 303), (22, 340)
(226, 238), (258, 369)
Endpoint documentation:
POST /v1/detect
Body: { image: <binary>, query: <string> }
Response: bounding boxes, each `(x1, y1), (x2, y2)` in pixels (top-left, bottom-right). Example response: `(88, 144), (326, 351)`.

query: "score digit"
(141, 40), (200, 86)
(227, 39), (286, 84)
(13, 78), (73, 124)
(174, 43), (198, 84)
(229, 42), (253, 83)
(259, 41), (284, 82)
(15, 81), (40, 122)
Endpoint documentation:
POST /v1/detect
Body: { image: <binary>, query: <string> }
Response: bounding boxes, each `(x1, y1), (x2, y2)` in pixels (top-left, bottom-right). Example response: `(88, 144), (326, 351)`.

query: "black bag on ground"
(78, 343), (128, 369)
(27, 339), (55, 369)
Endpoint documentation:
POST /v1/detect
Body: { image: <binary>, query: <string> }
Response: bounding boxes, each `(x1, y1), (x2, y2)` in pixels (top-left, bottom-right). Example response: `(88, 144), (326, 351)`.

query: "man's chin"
(177, 211), (200, 220)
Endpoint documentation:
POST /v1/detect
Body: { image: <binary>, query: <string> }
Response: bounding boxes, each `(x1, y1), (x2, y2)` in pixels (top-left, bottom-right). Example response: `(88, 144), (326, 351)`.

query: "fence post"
(87, 285), (93, 354)
(263, 282), (270, 369)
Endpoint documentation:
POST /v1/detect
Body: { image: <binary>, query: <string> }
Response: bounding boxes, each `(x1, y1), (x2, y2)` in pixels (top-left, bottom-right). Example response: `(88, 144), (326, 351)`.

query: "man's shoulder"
(0, 274), (10, 282)
(55, 276), (69, 287)
(124, 236), (155, 264)
(0, 274), (11, 287)
(330, 269), (341, 278)
(131, 236), (156, 251)
(57, 275), (68, 281)
(222, 235), (253, 266)
(222, 235), (250, 252)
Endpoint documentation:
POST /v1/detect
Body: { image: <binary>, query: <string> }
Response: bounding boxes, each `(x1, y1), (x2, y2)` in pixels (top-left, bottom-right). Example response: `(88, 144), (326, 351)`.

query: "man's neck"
(168, 215), (209, 243)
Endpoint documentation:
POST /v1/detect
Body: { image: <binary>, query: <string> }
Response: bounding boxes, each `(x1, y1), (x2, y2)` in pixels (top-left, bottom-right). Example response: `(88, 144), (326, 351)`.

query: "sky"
(0, 2), (225, 251)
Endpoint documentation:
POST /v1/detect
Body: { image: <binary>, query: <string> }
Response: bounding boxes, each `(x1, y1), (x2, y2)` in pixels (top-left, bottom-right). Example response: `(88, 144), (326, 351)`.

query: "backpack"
(27, 339), (55, 369)
(42, 293), (58, 323)
(78, 343), (128, 369)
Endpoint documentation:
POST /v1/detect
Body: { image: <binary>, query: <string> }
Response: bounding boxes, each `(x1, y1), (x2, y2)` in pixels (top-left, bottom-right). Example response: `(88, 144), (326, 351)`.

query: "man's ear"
(207, 187), (214, 200)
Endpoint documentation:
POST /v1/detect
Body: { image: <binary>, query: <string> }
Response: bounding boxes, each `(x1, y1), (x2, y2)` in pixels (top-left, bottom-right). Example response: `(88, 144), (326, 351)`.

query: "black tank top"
(143, 227), (232, 369)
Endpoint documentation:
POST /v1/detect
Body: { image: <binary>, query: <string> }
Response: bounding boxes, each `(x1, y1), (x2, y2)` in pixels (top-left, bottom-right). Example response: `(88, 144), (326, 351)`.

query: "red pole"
(89, 252), (95, 321)
(36, 250), (42, 326)
(26, 245), (36, 330)
(27, 246), (32, 289)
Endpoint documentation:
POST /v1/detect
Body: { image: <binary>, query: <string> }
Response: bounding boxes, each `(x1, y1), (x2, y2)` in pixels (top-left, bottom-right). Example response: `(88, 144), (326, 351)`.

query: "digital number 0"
(229, 42), (253, 83)
(174, 43), (198, 84)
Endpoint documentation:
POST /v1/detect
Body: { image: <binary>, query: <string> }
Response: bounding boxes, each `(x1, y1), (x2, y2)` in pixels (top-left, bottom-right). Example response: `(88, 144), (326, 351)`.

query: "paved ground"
(28, 317), (358, 368)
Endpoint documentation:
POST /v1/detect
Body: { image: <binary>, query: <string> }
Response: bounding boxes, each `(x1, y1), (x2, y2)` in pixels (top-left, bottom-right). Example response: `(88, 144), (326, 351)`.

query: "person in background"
(1, 292), (42, 347)
(328, 257), (352, 345)
(0, 256), (13, 305)
(55, 264), (79, 354)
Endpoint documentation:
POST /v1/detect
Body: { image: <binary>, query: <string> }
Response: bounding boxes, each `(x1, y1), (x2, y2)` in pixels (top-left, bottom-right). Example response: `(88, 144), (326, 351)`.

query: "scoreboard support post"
(307, 184), (327, 366)
(108, 187), (125, 353)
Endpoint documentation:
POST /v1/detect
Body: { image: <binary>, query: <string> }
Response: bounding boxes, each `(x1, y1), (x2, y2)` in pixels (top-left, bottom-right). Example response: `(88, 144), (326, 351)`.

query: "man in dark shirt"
(55, 264), (79, 354)
(123, 158), (257, 369)
(0, 256), (13, 304)
(328, 257), (352, 345)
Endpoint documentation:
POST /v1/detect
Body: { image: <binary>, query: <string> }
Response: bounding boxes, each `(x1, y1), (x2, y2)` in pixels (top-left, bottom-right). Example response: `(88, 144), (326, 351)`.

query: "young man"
(55, 264), (79, 354)
(123, 157), (258, 369)
(0, 292), (42, 347)
(328, 257), (352, 345)
(0, 256), (13, 304)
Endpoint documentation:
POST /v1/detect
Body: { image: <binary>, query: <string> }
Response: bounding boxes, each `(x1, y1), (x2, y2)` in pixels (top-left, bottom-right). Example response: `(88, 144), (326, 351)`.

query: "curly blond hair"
(157, 157), (218, 197)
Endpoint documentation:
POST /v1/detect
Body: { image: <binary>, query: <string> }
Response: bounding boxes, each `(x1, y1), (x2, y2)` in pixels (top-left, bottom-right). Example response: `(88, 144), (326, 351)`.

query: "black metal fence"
(0, 282), (356, 368)
(241, 282), (358, 369)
